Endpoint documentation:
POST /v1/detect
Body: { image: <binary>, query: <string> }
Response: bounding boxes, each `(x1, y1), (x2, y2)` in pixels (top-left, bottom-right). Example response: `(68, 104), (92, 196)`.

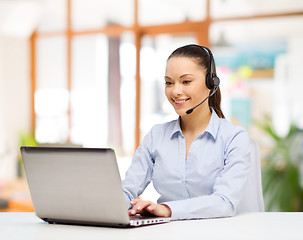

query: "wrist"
(161, 204), (172, 217)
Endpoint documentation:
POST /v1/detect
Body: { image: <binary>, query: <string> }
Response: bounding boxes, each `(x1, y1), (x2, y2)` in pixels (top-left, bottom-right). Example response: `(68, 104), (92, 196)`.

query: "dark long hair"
(167, 44), (225, 118)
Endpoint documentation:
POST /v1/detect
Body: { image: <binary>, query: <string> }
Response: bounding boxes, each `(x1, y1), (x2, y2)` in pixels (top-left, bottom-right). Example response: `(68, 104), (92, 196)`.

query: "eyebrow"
(165, 74), (194, 80)
(180, 74), (194, 78)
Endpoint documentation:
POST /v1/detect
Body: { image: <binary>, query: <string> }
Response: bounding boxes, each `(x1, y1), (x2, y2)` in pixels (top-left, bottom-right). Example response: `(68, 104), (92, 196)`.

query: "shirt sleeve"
(162, 129), (252, 220)
(122, 130), (154, 209)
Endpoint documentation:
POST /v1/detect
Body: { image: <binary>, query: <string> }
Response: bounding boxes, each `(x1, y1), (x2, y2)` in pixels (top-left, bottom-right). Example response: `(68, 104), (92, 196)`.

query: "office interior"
(0, 0), (303, 212)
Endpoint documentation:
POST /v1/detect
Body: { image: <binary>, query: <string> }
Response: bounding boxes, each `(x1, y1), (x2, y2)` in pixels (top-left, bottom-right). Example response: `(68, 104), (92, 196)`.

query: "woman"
(122, 44), (251, 220)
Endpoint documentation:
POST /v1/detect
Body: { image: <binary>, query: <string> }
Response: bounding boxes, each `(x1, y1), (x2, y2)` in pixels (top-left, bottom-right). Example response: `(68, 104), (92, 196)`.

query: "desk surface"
(0, 212), (303, 240)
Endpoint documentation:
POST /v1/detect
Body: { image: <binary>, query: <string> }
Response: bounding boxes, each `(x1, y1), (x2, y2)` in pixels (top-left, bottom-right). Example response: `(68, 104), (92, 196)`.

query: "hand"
(128, 199), (171, 218)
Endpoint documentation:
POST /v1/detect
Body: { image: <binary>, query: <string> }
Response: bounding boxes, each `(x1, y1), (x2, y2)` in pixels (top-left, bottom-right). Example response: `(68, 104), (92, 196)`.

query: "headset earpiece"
(205, 73), (217, 89)
(208, 73), (220, 89)
(205, 73), (220, 89)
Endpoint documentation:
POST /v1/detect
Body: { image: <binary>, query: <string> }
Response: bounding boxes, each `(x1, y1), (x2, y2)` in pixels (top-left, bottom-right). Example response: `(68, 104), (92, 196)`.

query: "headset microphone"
(186, 86), (218, 114)
(186, 45), (220, 115)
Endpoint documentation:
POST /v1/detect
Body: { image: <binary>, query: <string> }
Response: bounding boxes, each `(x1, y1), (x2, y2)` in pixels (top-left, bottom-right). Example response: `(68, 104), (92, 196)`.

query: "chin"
(174, 109), (187, 117)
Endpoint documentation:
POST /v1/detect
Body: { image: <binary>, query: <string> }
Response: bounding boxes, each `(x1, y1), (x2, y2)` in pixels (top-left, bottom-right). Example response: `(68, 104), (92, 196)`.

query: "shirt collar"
(170, 117), (182, 139)
(204, 108), (220, 140)
(170, 108), (221, 140)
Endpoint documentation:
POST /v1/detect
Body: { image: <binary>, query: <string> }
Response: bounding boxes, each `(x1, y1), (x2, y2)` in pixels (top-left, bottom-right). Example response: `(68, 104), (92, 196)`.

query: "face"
(165, 56), (209, 116)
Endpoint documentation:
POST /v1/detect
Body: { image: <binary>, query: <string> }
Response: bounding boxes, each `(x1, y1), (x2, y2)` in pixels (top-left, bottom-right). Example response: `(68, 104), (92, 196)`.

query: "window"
(31, 0), (303, 155)
(35, 36), (68, 143)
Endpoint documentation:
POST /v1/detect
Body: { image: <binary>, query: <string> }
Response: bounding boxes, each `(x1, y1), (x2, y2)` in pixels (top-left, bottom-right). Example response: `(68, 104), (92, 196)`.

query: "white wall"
(0, 0), (40, 179)
(0, 36), (32, 179)
(0, 38), (5, 160)
(288, 37), (303, 129)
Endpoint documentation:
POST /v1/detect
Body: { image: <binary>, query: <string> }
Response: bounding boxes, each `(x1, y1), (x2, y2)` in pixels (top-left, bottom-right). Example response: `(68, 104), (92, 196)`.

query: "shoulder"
(218, 118), (248, 136)
(150, 119), (178, 134)
(217, 118), (251, 149)
(142, 119), (178, 146)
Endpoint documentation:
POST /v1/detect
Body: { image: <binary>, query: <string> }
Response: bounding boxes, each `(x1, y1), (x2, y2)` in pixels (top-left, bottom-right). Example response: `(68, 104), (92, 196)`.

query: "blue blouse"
(122, 109), (251, 220)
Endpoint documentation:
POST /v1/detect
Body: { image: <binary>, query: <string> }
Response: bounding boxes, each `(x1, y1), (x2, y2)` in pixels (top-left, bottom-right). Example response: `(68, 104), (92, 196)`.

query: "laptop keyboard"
(129, 214), (155, 220)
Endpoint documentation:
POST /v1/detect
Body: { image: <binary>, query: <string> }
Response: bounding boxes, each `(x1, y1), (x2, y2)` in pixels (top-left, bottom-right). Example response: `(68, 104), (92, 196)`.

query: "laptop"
(20, 146), (171, 227)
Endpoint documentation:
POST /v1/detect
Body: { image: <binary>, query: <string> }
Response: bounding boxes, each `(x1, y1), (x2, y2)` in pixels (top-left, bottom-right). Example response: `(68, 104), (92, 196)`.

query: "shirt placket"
(179, 134), (191, 198)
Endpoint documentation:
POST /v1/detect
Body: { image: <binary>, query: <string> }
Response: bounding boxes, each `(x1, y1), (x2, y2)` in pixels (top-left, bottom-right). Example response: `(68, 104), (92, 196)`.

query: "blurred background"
(0, 0), (303, 212)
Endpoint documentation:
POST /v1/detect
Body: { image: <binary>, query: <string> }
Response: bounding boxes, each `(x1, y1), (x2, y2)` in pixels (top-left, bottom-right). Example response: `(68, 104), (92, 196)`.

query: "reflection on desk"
(0, 212), (303, 240)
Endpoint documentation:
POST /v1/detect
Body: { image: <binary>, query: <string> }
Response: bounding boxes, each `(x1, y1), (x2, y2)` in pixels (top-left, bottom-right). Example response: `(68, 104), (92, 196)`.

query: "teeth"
(175, 100), (186, 103)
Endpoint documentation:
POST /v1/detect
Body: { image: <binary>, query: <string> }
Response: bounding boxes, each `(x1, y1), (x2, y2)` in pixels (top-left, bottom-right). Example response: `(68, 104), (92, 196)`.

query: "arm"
(122, 131), (154, 209)
(163, 130), (252, 220)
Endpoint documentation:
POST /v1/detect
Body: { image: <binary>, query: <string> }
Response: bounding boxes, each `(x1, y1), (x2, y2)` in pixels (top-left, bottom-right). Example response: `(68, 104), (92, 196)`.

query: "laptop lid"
(21, 147), (170, 227)
(20, 147), (131, 227)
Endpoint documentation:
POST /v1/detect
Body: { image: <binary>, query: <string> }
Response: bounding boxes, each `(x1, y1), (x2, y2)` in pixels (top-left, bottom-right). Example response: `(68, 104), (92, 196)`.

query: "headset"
(200, 46), (220, 90)
(186, 45), (220, 114)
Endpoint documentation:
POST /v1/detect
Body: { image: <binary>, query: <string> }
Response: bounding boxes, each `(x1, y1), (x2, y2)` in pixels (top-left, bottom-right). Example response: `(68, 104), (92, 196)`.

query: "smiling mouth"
(175, 99), (186, 104)
(173, 98), (189, 105)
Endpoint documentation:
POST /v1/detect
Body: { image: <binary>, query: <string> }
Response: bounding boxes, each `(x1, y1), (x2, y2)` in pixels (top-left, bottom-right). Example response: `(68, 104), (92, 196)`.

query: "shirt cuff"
(161, 200), (185, 220)
(123, 192), (133, 210)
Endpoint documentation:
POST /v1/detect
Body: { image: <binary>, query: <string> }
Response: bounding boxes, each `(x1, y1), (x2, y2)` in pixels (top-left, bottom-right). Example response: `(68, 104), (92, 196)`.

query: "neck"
(180, 104), (212, 134)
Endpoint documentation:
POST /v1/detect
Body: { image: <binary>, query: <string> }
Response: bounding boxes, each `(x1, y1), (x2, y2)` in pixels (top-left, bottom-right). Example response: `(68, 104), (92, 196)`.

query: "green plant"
(257, 115), (303, 212)
(19, 131), (37, 148)
(17, 131), (37, 177)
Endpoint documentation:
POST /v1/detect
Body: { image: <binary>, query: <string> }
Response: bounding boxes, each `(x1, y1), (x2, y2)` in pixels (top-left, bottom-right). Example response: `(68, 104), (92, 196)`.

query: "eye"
(165, 81), (173, 86)
(183, 80), (191, 84)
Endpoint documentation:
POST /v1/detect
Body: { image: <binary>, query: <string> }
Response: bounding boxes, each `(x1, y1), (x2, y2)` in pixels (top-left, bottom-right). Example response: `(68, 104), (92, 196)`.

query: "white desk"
(0, 212), (302, 240)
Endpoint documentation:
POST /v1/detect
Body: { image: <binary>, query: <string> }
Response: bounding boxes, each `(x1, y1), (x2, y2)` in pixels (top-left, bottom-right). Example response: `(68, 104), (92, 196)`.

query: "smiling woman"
(165, 45), (223, 118)
(122, 44), (255, 220)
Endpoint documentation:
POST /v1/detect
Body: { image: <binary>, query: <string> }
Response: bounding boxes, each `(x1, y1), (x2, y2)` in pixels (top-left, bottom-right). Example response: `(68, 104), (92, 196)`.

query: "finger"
(134, 201), (151, 213)
(137, 203), (156, 216)
(130, 199), (139, 205)
(129, 201), (152, 215)
(129, 209), (136, 215)
(129, 205), (142, 215)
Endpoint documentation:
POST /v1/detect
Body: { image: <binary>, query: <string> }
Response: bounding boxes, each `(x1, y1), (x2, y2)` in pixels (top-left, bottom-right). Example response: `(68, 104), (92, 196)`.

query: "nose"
(172, 82), (183, 97)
